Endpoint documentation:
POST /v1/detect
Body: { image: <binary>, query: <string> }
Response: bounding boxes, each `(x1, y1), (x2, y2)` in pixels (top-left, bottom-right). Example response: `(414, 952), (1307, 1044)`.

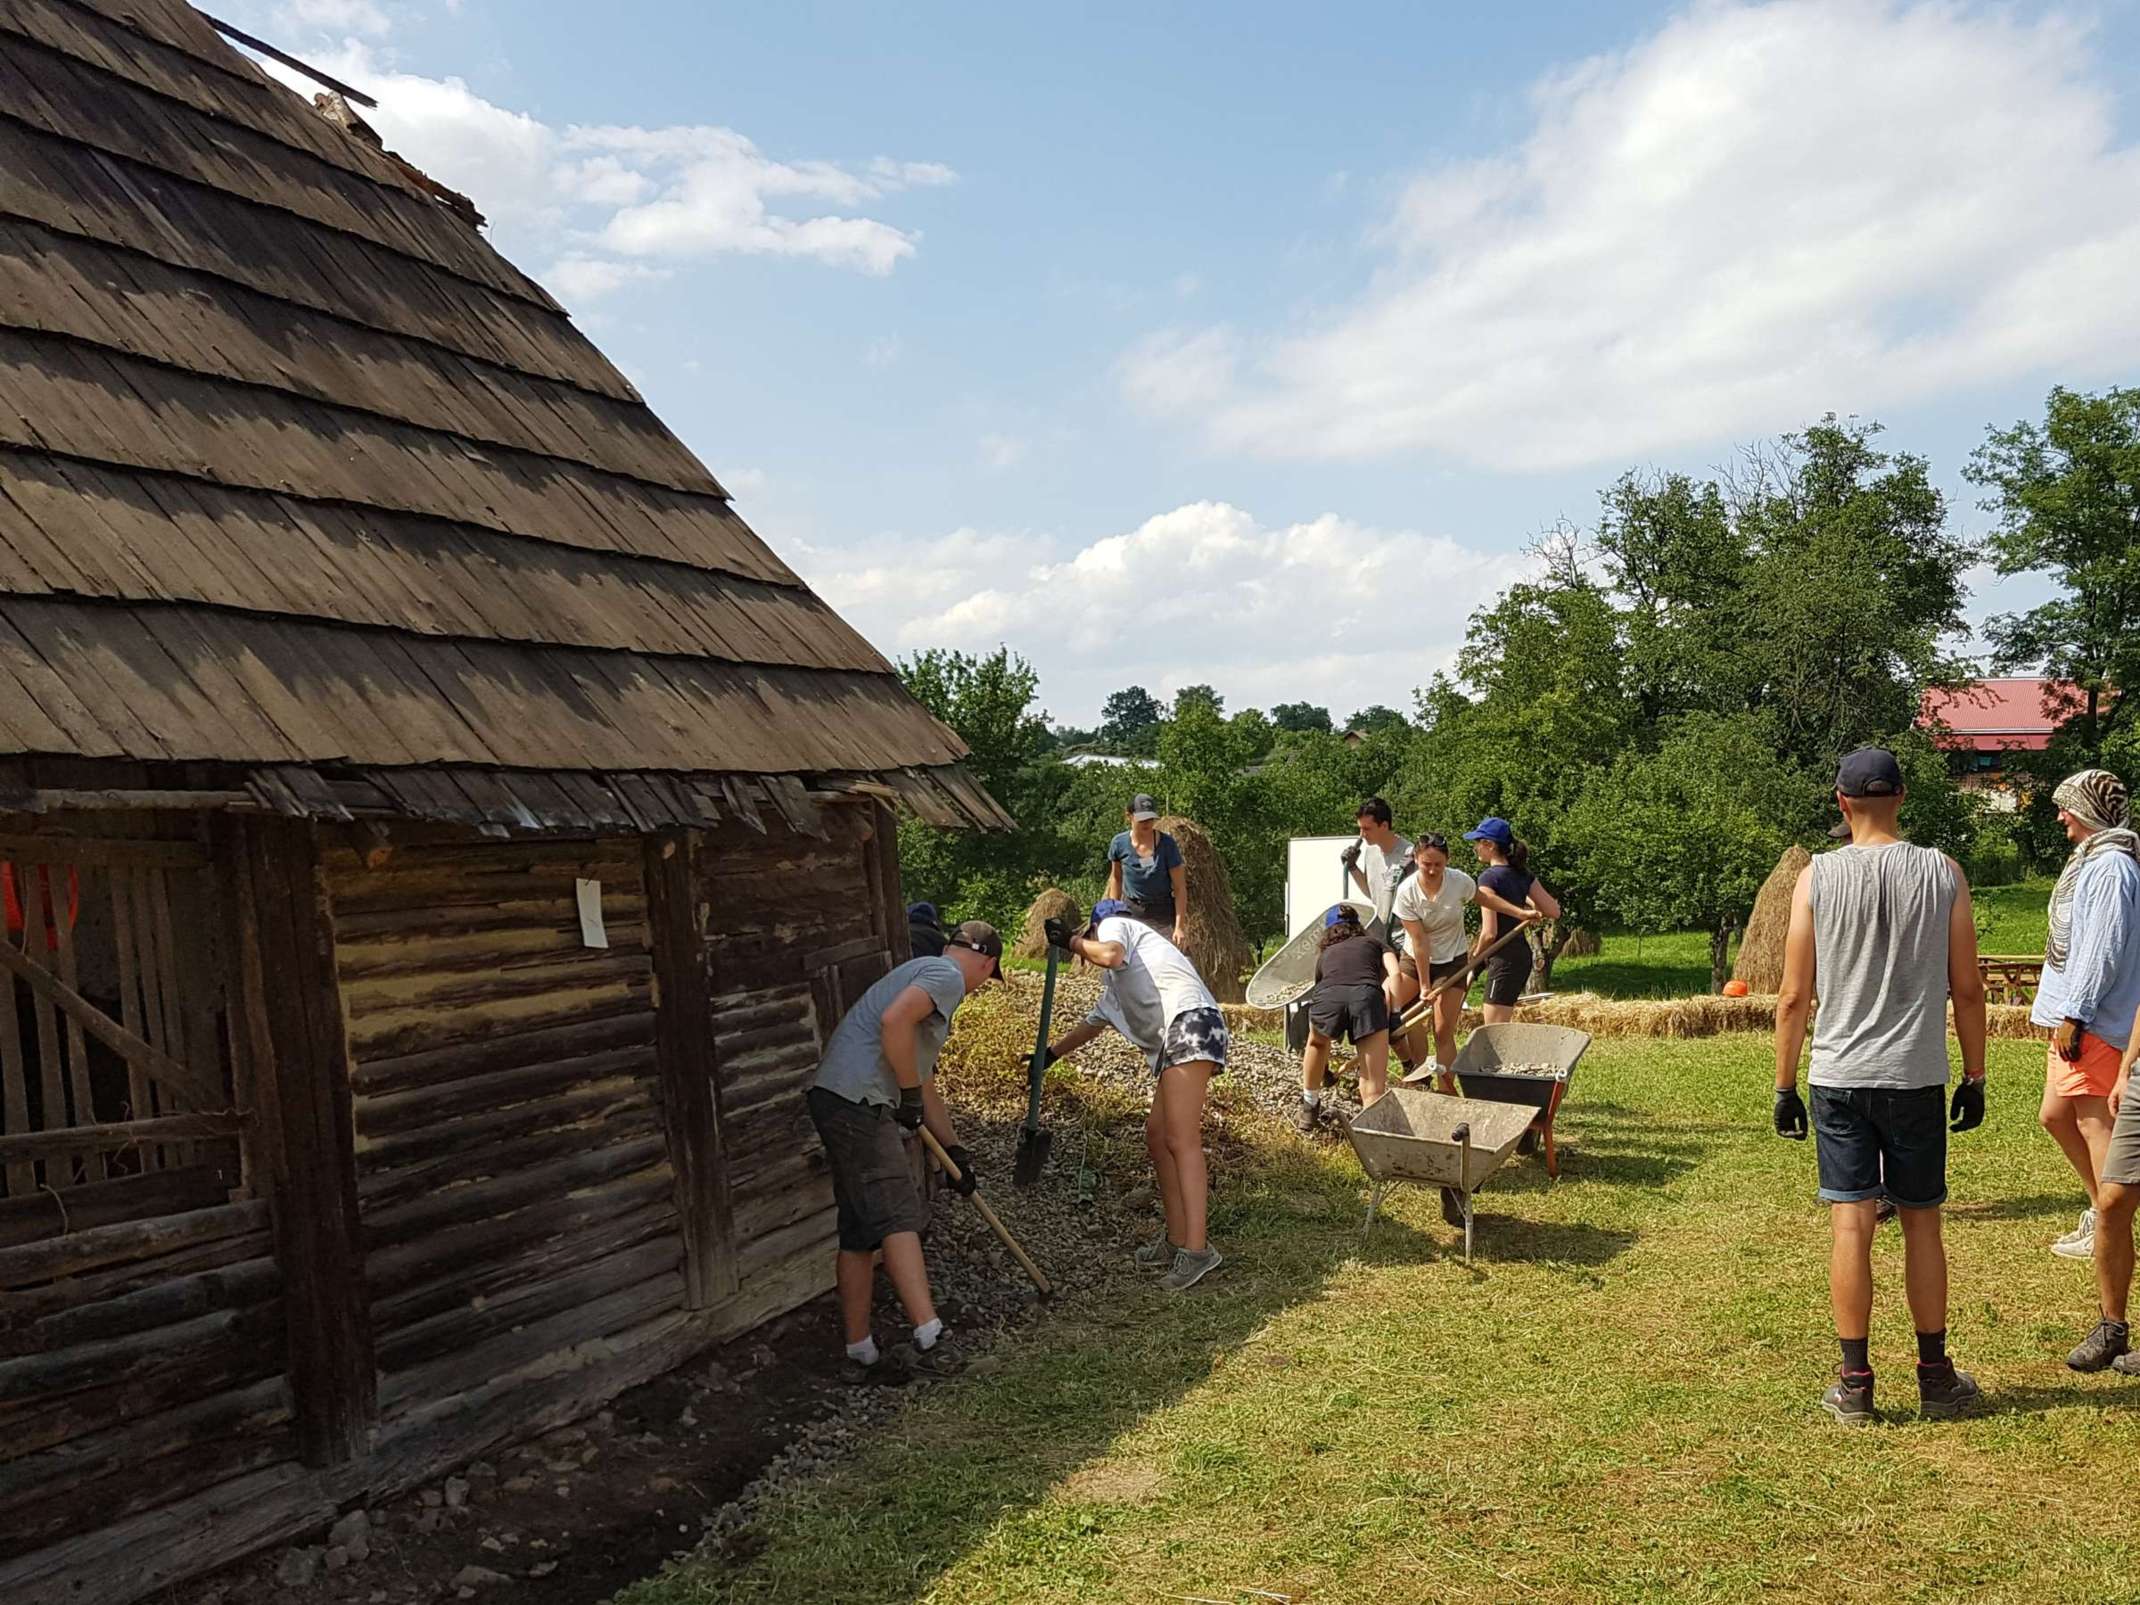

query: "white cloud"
(978, 433), (1029, 470)
(242, 37), (951, 289)
(275, 0), (389, 36)
(1124, 1), (2140, 471)
(541, 256), (670, 303)
(794, 502), (1518, 720)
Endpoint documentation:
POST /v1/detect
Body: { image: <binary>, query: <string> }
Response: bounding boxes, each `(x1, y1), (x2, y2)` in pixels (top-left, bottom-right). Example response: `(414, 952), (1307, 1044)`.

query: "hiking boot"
(1917, 1363), (1982, 1419)
(891, 1337), (966, 1378)
(2052, 1208), (2098, 1260)
(2069, 1318), (2131, 1372)
(2108, 1351), (2140, 1378)
(1133, 1234), (1176, 1273)
(1162, 1245), (1224, 1293)
(840, 1355), (906, 1387)
(1821, 1371), (1877, 1427)
(1293, 1098), (1321, 1135)
(1440, 1186), (1467, 1228)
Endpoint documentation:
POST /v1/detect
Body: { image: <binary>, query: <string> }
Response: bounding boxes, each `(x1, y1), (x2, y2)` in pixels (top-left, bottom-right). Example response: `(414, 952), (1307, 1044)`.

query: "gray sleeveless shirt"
(1808, 842), (1957, 1090)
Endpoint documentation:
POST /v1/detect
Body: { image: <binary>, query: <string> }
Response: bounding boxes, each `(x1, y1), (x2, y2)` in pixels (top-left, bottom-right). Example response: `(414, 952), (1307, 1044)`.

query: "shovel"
(1012, 938), (1065, 1187)
(1397, 917), (1538, 1086)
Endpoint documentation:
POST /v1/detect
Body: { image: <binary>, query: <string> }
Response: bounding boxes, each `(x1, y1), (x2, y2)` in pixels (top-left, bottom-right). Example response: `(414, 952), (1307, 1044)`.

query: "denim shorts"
(1810, 1084), (1947, 1209)
(805, 1087), (928, 1251)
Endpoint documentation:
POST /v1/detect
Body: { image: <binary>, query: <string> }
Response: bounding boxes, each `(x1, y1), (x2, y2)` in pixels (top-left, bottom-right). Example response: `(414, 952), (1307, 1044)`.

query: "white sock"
(845, 1335), (879, 1366)
(1302, 1089), (1321, 1107)
(912, 1317), (944, 1350)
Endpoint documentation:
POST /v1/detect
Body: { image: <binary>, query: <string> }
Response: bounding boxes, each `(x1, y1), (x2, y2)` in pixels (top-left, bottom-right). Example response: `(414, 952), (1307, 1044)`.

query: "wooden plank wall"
(323, 835), (687, 1421)
(702, 803), (897, 1308)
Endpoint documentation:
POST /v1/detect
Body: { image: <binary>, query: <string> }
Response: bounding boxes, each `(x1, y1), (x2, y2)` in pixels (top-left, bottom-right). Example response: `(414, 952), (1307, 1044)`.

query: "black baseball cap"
(1835, 747), (1904, 798)
(1128, 793), (1160, 821)
(946, 920), (1003, 978)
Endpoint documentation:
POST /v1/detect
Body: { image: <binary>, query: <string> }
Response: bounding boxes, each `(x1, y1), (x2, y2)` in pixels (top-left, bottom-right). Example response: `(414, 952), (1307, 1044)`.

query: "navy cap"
(1088, 897), (1133, 933)
(1463, 816), (1514, 847)
(1128, 794), (1160, 821)
(906, 900), (939, 926)
(1836, 747), (1904, 798)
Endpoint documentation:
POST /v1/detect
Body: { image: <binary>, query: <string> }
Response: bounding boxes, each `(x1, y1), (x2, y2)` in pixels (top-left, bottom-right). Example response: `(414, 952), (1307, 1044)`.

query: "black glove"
(2054, 1018), (2085, 1063)
(1039, 1044), (1060, 1069)
(1773, 1086), (1808, 1140)
(894, 1085), (925, 1131)
(1950, 1077), (1986, 1134)
(1043, 916), (1075, 951)
(943, 1144), (978, 1196)
(1341, 842), (1363, 869)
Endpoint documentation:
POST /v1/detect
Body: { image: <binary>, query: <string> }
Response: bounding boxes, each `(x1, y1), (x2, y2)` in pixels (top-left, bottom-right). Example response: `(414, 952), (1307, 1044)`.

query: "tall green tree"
(1172, 684), (1224, 719)
(1968, 385), (2140, 851)
(898, 648), (1050, 797)
(1099, 685), (1165, 753)
(1345, 704), (1411, 737)
(1271, 701), (1334, 735)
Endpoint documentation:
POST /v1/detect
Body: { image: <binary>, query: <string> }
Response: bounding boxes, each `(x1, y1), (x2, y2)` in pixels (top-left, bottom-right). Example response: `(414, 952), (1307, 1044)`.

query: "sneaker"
(840, 1355), (906, 1386)
(1161, 1245), (1224, 1293)
(1821, 1371), (1877, 1427)
(1439, 1186), (1466, 1228)
(2068, 1317), (2131, 1372)
(2108, 1351), (2140, 1378)
(1132, 1234), (1175, 1272)
(1293, 1098), (1321, 1135)
(1916, 1363), (1982, 1419)
(891, 1336), (965, 1378)
(2052, 1208), (2098, 1260)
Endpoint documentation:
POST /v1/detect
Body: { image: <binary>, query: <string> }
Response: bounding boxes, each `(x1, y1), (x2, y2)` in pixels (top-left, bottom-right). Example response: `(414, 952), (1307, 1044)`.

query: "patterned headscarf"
(2046, 769), (2138, 970)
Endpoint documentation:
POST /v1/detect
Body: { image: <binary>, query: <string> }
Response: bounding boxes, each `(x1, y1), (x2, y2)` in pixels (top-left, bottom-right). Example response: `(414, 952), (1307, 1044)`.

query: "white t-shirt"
(1392, 867), (1477, 964)
(1084, 916), (1217, 1059)
(1351, 833), (1413, 926)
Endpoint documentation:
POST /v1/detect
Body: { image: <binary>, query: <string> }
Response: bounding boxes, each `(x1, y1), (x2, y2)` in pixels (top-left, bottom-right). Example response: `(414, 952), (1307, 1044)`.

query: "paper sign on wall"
(576, 877), (608, 949)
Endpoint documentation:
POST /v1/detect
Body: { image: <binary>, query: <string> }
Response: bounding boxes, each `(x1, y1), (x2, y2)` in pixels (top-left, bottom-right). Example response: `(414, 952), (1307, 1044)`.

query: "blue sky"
(228, 1), (2140, 725)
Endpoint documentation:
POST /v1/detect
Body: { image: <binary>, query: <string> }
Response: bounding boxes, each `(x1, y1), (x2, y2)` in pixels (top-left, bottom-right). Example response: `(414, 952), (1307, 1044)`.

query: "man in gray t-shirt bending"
(806, 923), (1001, 1382)
(1773, 748), (1988, 1426)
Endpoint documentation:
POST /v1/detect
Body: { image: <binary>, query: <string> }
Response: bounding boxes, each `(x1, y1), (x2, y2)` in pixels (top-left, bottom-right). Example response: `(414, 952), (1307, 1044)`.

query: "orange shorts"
(2047, 1032), (2127, 1100)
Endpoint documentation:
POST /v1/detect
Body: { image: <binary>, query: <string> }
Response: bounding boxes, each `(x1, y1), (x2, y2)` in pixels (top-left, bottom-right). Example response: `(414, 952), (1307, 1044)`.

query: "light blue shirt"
(2033, 853), (2140, 1052)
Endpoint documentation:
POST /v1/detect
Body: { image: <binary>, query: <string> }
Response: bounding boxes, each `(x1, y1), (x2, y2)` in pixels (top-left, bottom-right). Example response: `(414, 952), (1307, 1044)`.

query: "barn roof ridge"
(0, 0), (1003, 832)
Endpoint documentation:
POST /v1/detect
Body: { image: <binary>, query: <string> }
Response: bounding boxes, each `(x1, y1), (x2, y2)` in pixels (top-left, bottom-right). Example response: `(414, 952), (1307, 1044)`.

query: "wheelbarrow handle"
(919, 1127), (1053, 1298)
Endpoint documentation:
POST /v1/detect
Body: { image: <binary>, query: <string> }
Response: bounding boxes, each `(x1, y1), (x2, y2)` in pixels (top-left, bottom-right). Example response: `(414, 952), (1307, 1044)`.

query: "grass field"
(620, 1030), (2140, 1605)
(1973, 879), (2055, 956)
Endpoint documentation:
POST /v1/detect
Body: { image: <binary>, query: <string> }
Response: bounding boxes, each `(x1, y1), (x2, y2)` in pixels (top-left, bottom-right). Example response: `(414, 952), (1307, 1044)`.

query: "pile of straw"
(1014, 886), (1081, 960)
(1561, 928), (1602, 958)
(1162, 814), (1252, 1003)
(1733, 844), (1811, 993)
(1475, 990), (2039, 1042)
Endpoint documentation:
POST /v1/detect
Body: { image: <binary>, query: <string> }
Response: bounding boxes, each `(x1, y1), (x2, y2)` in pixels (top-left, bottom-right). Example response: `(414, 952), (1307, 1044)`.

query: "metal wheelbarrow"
(1348, 1089), (1536, 1263)
(1247, 900), (1384, 1059)
(1448, 1023), (1591, 1179)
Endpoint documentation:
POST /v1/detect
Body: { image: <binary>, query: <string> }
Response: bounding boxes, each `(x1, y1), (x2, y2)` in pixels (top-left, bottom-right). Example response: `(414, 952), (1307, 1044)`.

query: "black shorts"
(805, 1087), (928, 1251)
(1810, 1084), (1948, 1209)
(1481, 940), (1531, 1007)
(1309, 982), (1389, 1045)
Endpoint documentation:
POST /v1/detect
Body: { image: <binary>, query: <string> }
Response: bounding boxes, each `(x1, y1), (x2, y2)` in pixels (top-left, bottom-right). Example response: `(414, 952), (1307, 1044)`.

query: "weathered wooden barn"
(0, 4), (1009, 1599)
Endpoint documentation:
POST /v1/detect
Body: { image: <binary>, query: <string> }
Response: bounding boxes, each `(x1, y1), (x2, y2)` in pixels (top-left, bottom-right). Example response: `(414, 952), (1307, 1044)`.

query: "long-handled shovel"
(1397, 917), (1538, 1085)
(920, 1127), (1053, 1299)
(1012, 938), (1065, 1187)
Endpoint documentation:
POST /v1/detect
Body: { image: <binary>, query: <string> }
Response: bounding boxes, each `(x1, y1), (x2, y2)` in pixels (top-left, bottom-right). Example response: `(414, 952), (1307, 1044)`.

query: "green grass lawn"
(621, 1032), (2140, 1605)
(1554, 929), (1721, 999)
(1974, 879), (2054, 956)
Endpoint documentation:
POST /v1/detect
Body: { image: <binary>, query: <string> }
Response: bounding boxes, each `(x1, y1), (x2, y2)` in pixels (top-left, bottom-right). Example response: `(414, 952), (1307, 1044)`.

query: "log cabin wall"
(323, 834), (688, 1424)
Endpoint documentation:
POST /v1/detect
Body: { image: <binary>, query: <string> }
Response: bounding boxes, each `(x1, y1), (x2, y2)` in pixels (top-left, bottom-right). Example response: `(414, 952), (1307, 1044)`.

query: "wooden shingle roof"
(0, 0), (1009, 833)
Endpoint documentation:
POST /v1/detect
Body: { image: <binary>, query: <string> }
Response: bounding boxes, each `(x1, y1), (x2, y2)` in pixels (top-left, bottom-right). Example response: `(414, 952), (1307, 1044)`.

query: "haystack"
(1562, 928), (1602, 958)
(1015, 886), (1082, 960)
(1161, 814), (1252, 1002)
(1732, 844), (1811, 993)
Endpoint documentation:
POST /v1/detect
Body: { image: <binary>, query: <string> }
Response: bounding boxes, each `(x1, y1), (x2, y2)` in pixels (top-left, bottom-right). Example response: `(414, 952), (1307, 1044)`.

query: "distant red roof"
(1920, 679), (2077, 752)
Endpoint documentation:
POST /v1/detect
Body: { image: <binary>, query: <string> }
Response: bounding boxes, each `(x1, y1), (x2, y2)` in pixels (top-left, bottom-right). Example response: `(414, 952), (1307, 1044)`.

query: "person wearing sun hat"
(806, 920), (1002, 1383)
(1038, 898), (1228, 1292)
(2027, 769), (2140, 1268)
(1771, 746), (1987, 1424)
(1107, 793), (1188, 944)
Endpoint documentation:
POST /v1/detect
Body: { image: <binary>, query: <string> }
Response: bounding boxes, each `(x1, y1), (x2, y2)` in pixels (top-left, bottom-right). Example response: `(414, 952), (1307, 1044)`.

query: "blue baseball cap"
(1088, 897), (1133, 932)
(1463, 817), (1514, 847)
(1323, 904), (1354, 928)
(906, 900), (939, 926)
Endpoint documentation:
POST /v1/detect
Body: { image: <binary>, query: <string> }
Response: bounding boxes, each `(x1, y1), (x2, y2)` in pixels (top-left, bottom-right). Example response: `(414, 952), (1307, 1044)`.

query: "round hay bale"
(1014, 886), (1081, 960)
(1561, 927), (1602, 958)
(1732, 843), (1812, 993)
(1159, 814), (1252, 1002)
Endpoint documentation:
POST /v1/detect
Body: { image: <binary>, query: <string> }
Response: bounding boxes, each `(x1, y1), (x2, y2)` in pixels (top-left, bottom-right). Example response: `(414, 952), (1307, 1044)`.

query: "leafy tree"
(1048, 723), (1099, 751)
(897, 648), (1050, 798)
(1172, 683), (1225, 719)
(1099, 685), (1165, 752)
(1271, 701), (1334, 735)
(1345, 704), (1411, 737)
(1565, 714), (1794, 990)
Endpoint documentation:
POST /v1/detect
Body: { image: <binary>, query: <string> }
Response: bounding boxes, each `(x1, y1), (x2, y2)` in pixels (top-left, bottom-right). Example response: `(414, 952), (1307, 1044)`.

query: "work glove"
(1950, 1077), (1986, 1134)
(1037, 1044), (1060, 1069)
(1043, 916), (1075, 951)
(942, 1144), (978, 1196)
(895, 1085), (925, 1131)
(1773, 1085), (1808, 1141)
(1341, 842), (1363, 869)
(2054, 1018), (2086, 1063)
